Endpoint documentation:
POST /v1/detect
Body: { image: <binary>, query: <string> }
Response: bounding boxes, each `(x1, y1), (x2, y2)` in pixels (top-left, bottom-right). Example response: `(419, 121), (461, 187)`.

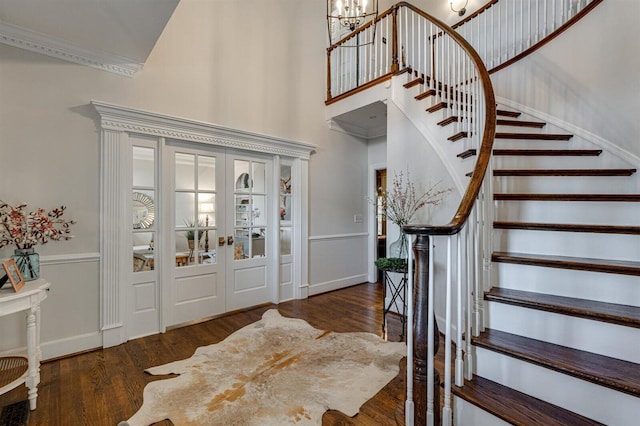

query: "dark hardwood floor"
(0, 282), (412, 425)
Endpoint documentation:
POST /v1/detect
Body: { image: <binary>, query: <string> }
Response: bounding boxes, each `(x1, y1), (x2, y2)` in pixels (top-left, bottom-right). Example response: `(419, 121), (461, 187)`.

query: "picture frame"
(2, 258), (25, 292)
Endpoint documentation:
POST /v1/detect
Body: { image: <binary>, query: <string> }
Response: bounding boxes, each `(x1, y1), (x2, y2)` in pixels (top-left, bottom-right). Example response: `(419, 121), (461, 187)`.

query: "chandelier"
(327, 0), (378, 33)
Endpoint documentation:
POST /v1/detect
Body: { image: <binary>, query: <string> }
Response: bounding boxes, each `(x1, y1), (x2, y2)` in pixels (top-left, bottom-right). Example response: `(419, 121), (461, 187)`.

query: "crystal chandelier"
(327, 0), (378, 32)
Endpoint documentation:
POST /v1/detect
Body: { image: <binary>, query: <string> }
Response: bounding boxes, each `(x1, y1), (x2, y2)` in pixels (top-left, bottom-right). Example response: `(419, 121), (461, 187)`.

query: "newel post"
(413, 234), (441, 425)
(391, 5), (399, 73)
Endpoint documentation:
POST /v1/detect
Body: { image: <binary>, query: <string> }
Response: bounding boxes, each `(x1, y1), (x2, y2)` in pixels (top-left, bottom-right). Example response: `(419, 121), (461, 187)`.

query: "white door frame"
(368, 162), (386, 283)
(93, 100), (316, 348)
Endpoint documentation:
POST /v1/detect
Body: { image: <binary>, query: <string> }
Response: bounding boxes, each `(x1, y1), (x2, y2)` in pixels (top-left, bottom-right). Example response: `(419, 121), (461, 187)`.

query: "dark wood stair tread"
(415, 89), (436, 100)
(494, 193), (640, 202)
(459, 149), (603, 159)
(448, 131), (468, 142)
(453, 375), (604, 426)
(492, 251), (640, 276)
(494, 221), (640, 235)
(493, 149), (602, 156)
(485, 287), (640, 328)
(497, 109), (521, 118)
(496, 132), (573, 140)
(494, 168), (637, 176)
(403, 77), (424, 88)
(473, 328), (640, 398)
(438, 116), (460, 126)
(426, 102), (450, 113)
(457, 149), (476, 159)
(497, 118), (546, 128)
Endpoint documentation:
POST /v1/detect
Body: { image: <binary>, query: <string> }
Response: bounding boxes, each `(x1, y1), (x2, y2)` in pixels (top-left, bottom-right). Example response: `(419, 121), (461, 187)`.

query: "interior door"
(225, 153), (273, 311)
(166, 144), (226, 327)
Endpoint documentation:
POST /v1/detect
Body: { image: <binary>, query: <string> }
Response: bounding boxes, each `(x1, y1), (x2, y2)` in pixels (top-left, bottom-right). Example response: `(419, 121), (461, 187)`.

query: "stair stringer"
(390, 75), (475, 194)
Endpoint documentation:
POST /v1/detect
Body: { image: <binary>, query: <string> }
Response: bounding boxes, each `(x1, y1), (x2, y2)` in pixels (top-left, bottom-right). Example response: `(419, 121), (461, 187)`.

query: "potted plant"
(184, 220), (205, 249)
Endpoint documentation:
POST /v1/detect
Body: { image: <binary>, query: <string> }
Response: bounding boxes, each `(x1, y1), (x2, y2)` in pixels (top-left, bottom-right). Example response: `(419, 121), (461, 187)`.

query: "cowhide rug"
(119, 309), (406, 426)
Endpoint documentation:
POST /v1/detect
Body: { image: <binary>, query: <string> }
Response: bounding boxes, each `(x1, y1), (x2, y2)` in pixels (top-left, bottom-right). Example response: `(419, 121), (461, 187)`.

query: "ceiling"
(331, 101), (387, 139)
(0, 0), (180, 72)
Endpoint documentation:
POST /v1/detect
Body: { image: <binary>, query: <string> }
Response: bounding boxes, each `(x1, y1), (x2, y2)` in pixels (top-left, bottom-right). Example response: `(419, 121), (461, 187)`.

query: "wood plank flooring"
(0, 283), (413, 426)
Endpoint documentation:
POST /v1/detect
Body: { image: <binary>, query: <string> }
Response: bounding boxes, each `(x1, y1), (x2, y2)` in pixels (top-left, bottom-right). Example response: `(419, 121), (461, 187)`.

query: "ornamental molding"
(91, 101), (317, 159)
(0, 21), (142, 77)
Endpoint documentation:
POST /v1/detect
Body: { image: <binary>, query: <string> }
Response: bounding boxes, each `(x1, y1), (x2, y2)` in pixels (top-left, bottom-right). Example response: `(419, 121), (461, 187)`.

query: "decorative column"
(100, 128), (126, 347)
(413, 234), (440, 426)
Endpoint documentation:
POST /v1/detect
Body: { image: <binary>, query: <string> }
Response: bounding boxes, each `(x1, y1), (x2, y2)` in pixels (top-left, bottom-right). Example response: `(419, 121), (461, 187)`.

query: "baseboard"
(0, 331), (102, 361)
(308, 274), (368, 296)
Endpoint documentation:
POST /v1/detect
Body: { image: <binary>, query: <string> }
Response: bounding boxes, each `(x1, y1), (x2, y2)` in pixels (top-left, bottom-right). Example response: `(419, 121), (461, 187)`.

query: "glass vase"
(389, 231), (408, 260)
(13, 248), (40, 281)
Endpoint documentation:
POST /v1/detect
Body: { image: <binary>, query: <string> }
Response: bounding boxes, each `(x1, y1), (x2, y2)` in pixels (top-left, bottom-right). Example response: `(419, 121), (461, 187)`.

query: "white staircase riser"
(493, 263), (640, 307)
(485, 301), (640, 363)
(493, 175), (638, 194)
(453, 397), (511, 426)
(493, 229), (640, 262)
(474, 346), (639, 426)
(495, 201), (640, 226)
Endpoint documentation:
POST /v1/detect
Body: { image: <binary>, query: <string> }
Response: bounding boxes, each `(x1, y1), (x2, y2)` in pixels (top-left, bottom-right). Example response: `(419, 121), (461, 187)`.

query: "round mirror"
(133, 192), (155, 229)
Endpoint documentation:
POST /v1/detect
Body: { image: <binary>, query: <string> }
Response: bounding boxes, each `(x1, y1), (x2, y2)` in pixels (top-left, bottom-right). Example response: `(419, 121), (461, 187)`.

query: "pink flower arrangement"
(378, 170), (452, 227)
(0, 201), (75, 250)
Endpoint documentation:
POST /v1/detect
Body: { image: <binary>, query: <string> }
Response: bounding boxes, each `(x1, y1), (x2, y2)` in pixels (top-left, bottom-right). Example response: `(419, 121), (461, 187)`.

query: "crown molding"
(91, 100), (317, 159)
(0, 21), (142, 77)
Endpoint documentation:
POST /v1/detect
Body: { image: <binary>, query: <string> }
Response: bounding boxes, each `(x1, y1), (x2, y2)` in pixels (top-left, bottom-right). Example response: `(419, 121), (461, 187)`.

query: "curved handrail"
(452, 0), (604, 74)
(398, 1), (496, 237)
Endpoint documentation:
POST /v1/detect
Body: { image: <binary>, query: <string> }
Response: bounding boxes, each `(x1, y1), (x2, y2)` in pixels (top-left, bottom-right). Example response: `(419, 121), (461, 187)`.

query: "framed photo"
(2, 258), (25, 292)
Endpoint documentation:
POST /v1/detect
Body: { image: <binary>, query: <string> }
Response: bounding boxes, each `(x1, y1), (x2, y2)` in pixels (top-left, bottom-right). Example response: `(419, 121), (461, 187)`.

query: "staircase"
(434, 104), (640, 424)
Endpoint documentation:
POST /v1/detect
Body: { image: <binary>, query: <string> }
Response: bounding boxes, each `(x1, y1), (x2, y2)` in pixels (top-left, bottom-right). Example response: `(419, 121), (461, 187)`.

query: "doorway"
(165, 143), (273, 328)
(375, 168), (387, 283)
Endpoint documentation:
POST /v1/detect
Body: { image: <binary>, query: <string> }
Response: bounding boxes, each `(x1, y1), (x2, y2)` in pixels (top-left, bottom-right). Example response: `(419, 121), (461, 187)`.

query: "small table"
(379, 267), (407, 340)
(0, 278), (50, 410)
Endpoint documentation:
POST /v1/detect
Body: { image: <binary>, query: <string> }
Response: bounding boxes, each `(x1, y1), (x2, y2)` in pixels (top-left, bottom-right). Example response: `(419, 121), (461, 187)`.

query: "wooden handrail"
(451, 0), (500, 30)
(397, 1), (496, 237)
(450, 0), (605, 74)
(487, 0), (604, 74)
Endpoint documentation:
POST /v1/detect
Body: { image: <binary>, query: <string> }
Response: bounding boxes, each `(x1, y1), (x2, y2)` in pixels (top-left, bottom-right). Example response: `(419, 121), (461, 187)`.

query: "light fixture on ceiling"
(450, 0), (468, 16)
(327, 0), (378, 33)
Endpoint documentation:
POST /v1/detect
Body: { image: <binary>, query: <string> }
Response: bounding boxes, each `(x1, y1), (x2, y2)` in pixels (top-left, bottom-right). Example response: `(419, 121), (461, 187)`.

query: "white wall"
(491, 0), (640, 157)
(0, 0), (369, 357)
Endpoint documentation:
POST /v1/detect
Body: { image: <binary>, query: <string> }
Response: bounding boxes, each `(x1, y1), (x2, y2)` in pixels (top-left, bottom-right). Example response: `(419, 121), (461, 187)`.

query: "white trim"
(308, 232), (369, 241)
(496, 96), (640, 168)
(0, 21), (142, 77)
(91, 101), (317, 160)
(308, 274), (369, 296)
(39, 252), (100, 265)
(368, 162), (386, 283)
(0, 331), (102, 362)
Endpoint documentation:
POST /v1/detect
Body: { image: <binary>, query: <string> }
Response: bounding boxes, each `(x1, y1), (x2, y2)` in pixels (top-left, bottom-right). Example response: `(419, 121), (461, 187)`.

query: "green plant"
(184, 220), (204, 240)
(374, 257), (409, 271)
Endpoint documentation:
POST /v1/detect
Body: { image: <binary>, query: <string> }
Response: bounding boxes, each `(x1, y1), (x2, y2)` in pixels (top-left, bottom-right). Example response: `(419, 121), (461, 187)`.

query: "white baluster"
(455, 231), (464, 387)
(465, 219), (474, 379)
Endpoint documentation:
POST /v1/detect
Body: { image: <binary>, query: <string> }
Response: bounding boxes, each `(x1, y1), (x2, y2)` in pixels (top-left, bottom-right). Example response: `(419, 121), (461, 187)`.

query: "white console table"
(0, 278), (50, 410)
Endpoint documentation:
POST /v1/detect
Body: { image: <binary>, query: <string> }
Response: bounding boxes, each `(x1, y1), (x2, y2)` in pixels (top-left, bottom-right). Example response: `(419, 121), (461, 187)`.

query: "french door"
(164, 143), (272, 327)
